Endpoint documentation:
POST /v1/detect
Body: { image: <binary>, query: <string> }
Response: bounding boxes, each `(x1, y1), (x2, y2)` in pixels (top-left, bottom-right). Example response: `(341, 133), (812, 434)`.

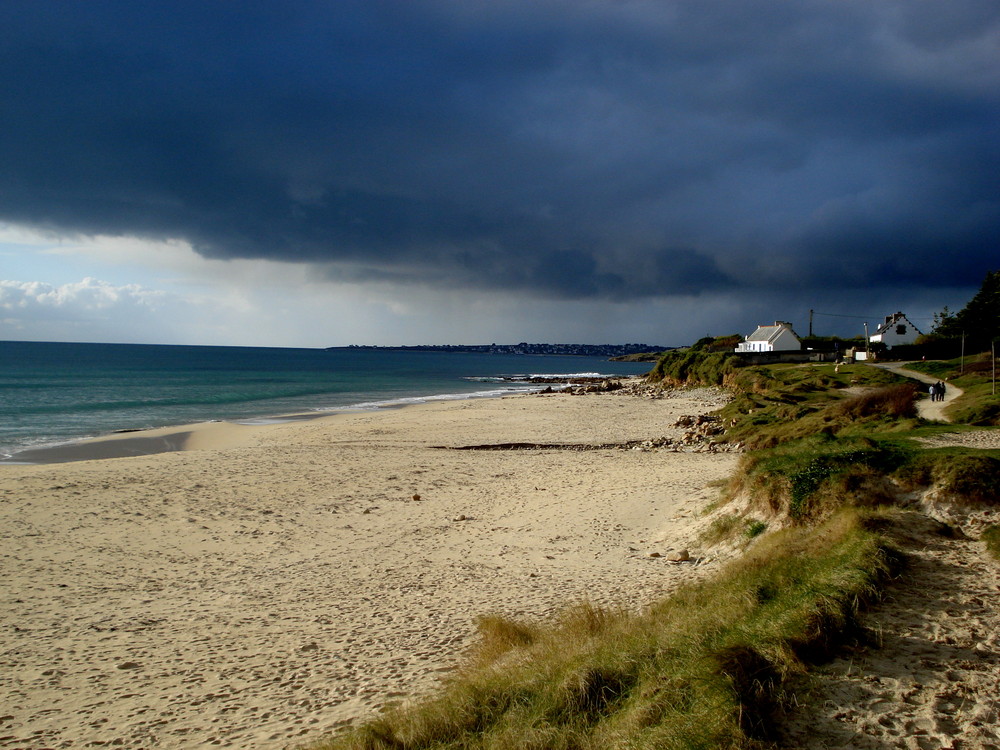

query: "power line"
(812, 310), (937, 323)
(811, 311), (881, 320)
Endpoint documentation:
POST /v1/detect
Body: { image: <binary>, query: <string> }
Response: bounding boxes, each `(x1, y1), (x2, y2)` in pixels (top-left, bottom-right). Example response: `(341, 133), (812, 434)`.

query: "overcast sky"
(1, 0), (997, 347)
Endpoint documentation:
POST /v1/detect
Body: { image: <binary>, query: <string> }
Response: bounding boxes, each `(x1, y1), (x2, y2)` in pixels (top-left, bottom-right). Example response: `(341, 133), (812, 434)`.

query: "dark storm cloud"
(1, 0), (997, 298)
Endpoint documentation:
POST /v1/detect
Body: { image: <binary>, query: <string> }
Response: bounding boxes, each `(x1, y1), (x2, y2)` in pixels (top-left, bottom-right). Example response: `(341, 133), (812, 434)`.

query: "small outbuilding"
(735, 321), (802, 353)
(869, 312), (922, 349)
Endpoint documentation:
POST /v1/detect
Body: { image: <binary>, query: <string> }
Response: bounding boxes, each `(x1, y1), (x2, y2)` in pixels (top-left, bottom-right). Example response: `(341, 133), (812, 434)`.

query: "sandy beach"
(0, 386), (737, 749)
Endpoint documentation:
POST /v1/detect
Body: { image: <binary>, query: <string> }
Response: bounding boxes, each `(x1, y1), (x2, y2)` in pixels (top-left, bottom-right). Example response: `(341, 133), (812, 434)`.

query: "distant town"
(332, 343), (669, 357)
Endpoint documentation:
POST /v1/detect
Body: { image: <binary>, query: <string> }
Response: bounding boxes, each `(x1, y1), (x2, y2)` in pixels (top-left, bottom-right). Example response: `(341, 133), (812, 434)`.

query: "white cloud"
(0, 277), (173, 342)
(0, 277), (165, 312)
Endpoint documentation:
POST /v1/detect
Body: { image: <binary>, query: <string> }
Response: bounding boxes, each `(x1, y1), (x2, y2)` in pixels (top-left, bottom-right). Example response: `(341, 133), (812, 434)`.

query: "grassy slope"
(312, 354), (999, 750)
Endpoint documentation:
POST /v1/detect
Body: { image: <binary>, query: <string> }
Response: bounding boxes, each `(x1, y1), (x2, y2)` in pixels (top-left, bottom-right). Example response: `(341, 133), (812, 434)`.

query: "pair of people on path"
(928, 381), (947, 402)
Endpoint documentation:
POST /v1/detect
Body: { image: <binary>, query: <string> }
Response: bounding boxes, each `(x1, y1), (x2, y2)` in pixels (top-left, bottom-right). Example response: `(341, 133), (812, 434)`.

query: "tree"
(934, 270), (1000, 351)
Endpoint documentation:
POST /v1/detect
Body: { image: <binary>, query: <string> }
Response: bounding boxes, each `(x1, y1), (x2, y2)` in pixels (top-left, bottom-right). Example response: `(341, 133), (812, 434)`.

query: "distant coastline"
(331, 342), (670, 357)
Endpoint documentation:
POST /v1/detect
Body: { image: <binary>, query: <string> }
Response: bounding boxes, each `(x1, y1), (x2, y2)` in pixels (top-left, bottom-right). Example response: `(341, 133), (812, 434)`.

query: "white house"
(735, 321), (802, 353)
(869, 312), (922, 349)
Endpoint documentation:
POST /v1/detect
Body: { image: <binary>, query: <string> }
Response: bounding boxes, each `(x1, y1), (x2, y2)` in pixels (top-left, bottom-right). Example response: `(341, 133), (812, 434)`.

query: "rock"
(648, 551), (662, 558)
(412, 494), (421, 501)
(299, 642), (319, 653)
(453, 514), (467, 522)
(116, 661), (141, 670)
(667, 549), (691, 563)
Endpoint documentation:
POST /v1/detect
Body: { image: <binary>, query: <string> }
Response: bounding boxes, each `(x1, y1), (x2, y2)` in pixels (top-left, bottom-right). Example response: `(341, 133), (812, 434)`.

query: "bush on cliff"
(648, 336), (746, 386)
(649, 349), (741, 386)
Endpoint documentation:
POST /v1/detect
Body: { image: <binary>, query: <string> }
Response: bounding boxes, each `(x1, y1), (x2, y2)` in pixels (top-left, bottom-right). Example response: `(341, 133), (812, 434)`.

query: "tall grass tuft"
(471, 614), (539, 666)
(829, 383), (918, 420)
(982, 526), (1000, 561)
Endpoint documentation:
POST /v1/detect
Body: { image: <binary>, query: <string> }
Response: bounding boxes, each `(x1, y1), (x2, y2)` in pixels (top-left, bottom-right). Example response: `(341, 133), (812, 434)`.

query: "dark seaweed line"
(432, 441), (649, 451)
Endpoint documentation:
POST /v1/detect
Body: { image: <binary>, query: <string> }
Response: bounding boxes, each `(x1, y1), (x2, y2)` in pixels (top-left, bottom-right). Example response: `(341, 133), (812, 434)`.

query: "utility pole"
(809, 309), (814, 338)
(863, 322), (870, 360)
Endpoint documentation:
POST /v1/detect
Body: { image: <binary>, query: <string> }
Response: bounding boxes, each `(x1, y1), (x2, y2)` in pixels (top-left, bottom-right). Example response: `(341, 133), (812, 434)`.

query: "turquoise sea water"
(0, 341), (651, 460)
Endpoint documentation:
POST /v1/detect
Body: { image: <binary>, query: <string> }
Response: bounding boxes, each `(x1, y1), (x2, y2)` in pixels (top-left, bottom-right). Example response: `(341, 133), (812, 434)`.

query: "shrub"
(649, 348), (742, 386)
(829, 383), (918, 420)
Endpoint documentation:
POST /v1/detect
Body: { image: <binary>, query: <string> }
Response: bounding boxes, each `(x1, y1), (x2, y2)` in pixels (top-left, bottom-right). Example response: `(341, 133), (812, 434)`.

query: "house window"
(896, 325), (907, 335)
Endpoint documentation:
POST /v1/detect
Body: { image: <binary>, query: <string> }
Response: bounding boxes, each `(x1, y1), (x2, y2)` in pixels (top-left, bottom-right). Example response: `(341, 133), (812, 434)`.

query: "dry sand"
(0, 387), (737, 749)
(777, 512), (1000, 750)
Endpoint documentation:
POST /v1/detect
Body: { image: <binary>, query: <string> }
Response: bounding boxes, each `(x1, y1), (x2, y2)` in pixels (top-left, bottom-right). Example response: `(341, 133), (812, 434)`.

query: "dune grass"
(982, 526), (1000, 562)
(892, 450), (1000, 505)
(700, 514), (768, 545)
(315, 510), (898, 750)
(730, 435), (915, 522)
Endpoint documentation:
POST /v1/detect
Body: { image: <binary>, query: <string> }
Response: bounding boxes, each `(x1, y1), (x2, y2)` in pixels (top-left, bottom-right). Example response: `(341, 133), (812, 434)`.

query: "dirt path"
(777, 512), (1000, 749)
(868, 362), (963, 423)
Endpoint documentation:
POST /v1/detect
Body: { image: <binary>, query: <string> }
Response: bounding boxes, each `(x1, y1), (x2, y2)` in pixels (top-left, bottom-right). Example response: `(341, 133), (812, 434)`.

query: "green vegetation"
(893, 450), (1000, 505)
(316, 511), (898, 750)
(610, 351), (671, 362)
(715, 358), (997, 523)
(701, 514), (768, 545)
(982, 526), (1000, 562)
(648, 349), (739, 386)
(647, 336), (744, 385)
(799, 335), (864, 352)
(313, 348), (1000, 750)
(735, 435), (912, 522)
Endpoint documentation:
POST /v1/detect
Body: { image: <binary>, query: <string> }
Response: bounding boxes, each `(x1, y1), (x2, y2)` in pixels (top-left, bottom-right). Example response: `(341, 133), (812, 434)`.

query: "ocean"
(0, 341), (652, 460)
